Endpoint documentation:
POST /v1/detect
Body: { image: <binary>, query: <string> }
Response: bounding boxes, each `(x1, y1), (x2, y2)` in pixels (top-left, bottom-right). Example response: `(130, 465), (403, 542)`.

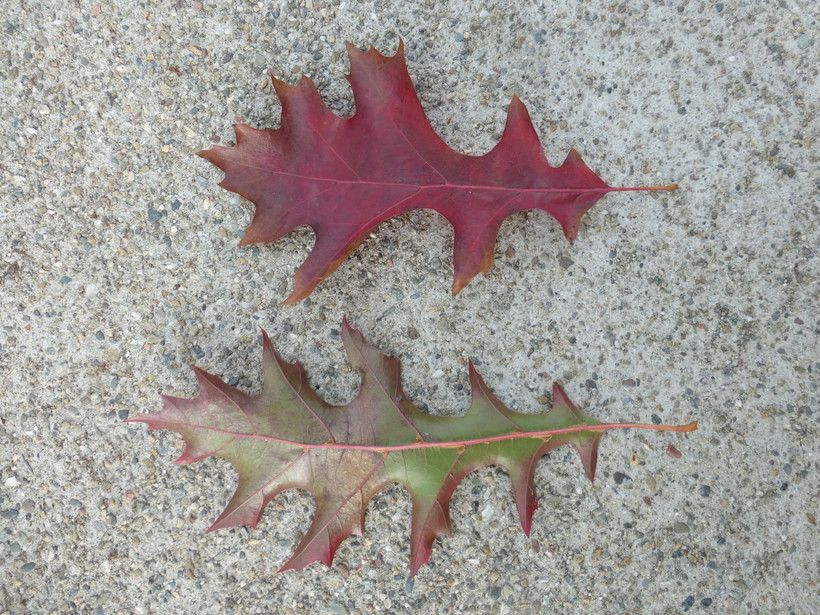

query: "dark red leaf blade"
(126, 319), (697, 575)
(199, 41), (676, 303)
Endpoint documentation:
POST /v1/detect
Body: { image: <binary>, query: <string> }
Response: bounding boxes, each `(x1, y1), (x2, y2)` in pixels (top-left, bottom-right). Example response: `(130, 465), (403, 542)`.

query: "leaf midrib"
(153, 419), (695, 452)
(228, 164), (626, 194)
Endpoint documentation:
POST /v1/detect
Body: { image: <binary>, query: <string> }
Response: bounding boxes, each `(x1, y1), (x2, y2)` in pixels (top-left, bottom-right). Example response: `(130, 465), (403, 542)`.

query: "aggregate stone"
(797, 33), (813, 50)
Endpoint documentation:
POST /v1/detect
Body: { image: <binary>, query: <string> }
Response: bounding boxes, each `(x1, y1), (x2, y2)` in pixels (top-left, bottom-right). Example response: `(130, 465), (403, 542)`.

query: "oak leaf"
(199, 41), (676, 303)
(127, 319), (696, 575)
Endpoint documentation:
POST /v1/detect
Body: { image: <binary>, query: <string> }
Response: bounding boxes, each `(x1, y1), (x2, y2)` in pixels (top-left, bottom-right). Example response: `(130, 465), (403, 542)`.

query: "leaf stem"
(608, 184), (678, 192)
(369, 421), (697, 452)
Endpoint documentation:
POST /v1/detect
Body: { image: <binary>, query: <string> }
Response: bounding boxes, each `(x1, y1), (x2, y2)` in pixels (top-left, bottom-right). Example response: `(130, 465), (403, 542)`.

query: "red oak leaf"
(200, 41), (675, 303)
(127, 319), (696, 575)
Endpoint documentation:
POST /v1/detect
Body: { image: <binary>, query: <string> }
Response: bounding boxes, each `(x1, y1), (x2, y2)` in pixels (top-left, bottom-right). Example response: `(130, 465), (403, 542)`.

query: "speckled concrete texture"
(1, 1), (817, 613)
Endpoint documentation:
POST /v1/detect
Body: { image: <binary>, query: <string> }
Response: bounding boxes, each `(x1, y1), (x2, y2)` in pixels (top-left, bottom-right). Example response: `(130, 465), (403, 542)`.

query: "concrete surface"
(1, 1), (817, 613)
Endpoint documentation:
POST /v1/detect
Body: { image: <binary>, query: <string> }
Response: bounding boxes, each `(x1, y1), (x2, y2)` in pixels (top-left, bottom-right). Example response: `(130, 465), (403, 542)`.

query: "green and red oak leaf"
(127, 319), (696, 575)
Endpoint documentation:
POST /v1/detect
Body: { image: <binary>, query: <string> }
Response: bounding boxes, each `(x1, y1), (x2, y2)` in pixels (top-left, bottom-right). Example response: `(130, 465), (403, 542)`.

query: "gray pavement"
(0, 1), (817, 613)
